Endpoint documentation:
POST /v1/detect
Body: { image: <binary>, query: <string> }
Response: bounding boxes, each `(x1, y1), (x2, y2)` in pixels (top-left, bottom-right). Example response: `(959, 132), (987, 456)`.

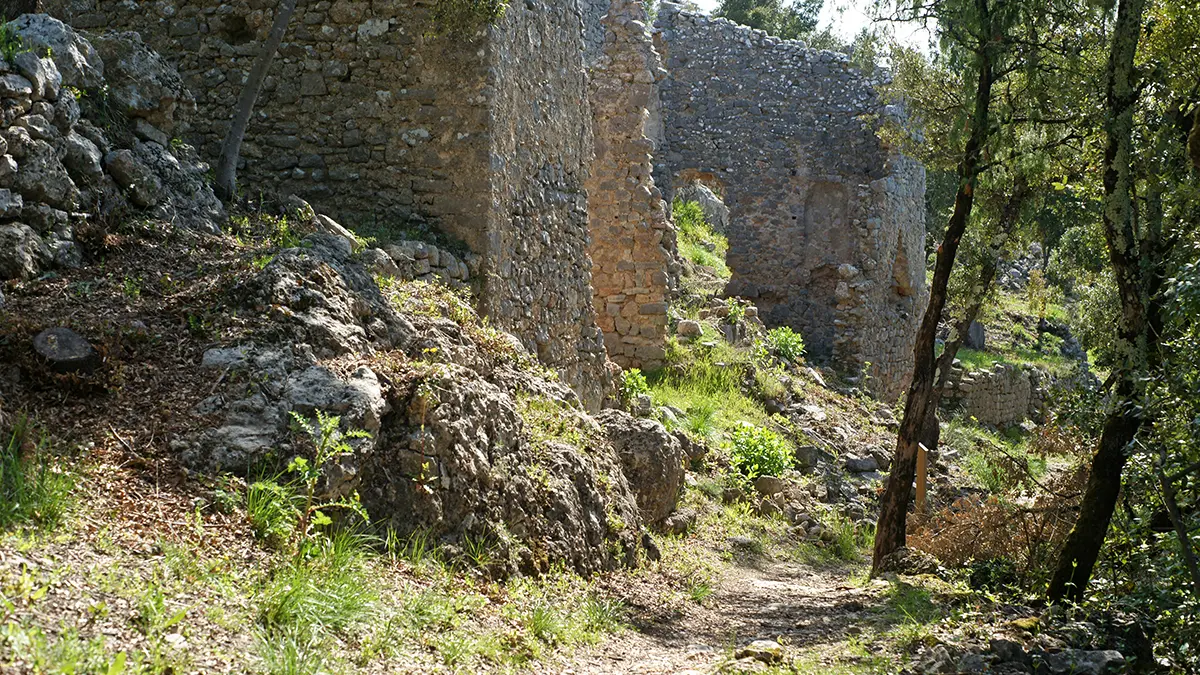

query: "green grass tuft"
(673, 199), (731, 280)
(0, 417), (73, 531)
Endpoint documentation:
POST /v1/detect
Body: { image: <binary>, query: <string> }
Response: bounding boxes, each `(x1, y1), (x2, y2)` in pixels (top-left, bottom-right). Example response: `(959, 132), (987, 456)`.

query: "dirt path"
(566, 560), (881, 674)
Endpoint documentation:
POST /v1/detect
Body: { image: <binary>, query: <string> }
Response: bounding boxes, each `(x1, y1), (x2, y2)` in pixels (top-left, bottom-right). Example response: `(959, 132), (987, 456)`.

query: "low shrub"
(729, 423), (791, 480)
(618, 368), (650, 407)
(765, 326), (806, 364)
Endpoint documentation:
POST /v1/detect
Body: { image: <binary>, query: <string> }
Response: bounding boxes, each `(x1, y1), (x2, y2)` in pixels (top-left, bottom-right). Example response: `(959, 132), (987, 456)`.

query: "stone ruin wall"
(582, 0), (677, 370)
(652, 3), (927, 399)
(942, 363), (1047, 427)
(483, 2), (609, 406)
(42, 0), (611, 408)
(39, 0), (929, 403)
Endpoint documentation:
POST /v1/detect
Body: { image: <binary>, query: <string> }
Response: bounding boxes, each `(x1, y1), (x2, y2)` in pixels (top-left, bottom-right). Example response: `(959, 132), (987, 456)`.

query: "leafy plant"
(765, 326), (806, 363)
(618, 368), (650, 407)
(725, 298), (746, 325)
(122, 276), (142, 299)
(251, 253), (275, 271)
(269, 216), (302, 249)
(0, 19), (27, 62)
(287, 410), (371, 553)
(728, 423), (791, 479)
(246, 478), (300, 549)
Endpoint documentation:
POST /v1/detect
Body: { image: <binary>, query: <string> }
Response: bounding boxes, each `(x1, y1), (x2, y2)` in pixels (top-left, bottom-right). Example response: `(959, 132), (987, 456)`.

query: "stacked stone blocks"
(942, 362), (1047, 427)
(584, 0), (677, 369)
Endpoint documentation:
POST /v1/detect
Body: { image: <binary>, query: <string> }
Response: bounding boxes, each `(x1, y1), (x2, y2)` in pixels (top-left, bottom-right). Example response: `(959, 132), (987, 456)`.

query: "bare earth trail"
(567, 560), (881, 674)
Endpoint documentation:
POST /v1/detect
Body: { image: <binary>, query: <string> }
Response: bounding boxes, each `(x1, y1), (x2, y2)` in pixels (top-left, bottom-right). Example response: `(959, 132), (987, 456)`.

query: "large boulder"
(675, 181), (730, 233)
(596, 409), (685, 524)
(361, 365), (644, 576)
(1038, 649), (1126, 675)
(7, 134), (78, 211)
(103, 148), (161, 208)
(186, 345), (388, 483)
(8, 14), (104, 90)
(129, 140), (224, 232)
(11, 51), (61, 102)
(965, 320), (986, 350)
(0, 222), (48, 280)
(234, 234), (416, 357)
(88, 31), (195, 135)
(61, 131), (102, 185)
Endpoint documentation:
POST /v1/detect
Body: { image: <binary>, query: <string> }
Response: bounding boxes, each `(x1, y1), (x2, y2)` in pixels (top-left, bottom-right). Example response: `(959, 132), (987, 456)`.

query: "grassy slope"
(0, 203), (1081, 674)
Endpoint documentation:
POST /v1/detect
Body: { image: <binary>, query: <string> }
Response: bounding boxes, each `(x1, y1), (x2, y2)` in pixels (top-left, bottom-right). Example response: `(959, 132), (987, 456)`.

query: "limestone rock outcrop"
(186, 232), (645, 576)
(596, 409), (685, 525)
(0, 15), (222, 282)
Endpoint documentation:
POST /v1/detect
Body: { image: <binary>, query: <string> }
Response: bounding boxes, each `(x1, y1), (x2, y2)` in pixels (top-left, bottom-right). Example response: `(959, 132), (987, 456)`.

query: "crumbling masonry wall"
(582, 0), (677, 370)
(942, 363), (1047, 427)
(653, 3), (927, 399)
(43, 0), (611, 408)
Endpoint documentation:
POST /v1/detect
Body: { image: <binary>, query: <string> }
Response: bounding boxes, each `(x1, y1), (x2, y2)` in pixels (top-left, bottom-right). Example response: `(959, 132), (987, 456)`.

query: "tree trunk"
(1156, 448), (1200, 598)
(871, 5), (996, 574)
(214, 0), (298, 202)
(1046, 0), (1147, 604)
(921, 179), (1030, 453)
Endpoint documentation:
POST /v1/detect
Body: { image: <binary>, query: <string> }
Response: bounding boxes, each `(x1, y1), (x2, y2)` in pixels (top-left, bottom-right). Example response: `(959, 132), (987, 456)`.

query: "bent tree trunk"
(214, 0), (299, 202)
(871, 10), (997, 575)
(1046, 0), (1147, 604)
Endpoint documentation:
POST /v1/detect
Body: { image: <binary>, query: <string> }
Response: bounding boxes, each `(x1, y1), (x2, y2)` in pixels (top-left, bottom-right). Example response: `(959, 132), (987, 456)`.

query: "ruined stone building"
(41, 0), (925, 401)
(652, 4), (928, 399)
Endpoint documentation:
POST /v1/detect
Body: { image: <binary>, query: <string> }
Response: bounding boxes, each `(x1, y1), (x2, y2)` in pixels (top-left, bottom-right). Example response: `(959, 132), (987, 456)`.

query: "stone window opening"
(219, 15), (254, 46)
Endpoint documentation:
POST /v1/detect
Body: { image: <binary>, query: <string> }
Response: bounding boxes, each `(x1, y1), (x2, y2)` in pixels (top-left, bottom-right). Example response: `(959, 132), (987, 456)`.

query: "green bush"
(729, 423), (791, 479)
(765, 326), (805, 363)
(618, 368), (650, 406)
(725, 298), (745, 325)
(0, 20), (26, 62)
(431, 0), (508, 36)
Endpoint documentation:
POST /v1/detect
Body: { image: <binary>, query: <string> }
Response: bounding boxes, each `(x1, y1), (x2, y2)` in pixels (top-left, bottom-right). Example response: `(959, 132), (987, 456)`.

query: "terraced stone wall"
(942, 363), (1048, 427)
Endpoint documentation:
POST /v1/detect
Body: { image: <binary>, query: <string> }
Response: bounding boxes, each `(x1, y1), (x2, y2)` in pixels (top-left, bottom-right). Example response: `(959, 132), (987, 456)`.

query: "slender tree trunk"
(214, 0), (298, 202)
(1156, 448), (1200, 598)
(871, 2), (997, 574)
(1046, 0), (1147, 603)
(920, 180), (1030, 452)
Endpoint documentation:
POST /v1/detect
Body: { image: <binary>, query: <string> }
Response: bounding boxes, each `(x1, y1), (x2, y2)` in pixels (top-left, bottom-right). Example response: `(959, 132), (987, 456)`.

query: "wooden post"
(915, 443), (929, 513)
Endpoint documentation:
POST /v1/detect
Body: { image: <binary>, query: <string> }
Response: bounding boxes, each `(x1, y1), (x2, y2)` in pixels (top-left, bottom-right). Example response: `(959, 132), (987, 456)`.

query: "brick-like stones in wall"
(584, 0), (679, 370)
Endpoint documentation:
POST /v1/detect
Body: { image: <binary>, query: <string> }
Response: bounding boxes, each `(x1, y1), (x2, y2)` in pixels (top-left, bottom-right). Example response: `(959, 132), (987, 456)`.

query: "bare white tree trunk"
(214, 0), (298, 202)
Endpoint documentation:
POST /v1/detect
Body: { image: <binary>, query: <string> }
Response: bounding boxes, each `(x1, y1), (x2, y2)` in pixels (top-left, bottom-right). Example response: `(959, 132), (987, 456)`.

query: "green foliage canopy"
(716, 0), (823, 39)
